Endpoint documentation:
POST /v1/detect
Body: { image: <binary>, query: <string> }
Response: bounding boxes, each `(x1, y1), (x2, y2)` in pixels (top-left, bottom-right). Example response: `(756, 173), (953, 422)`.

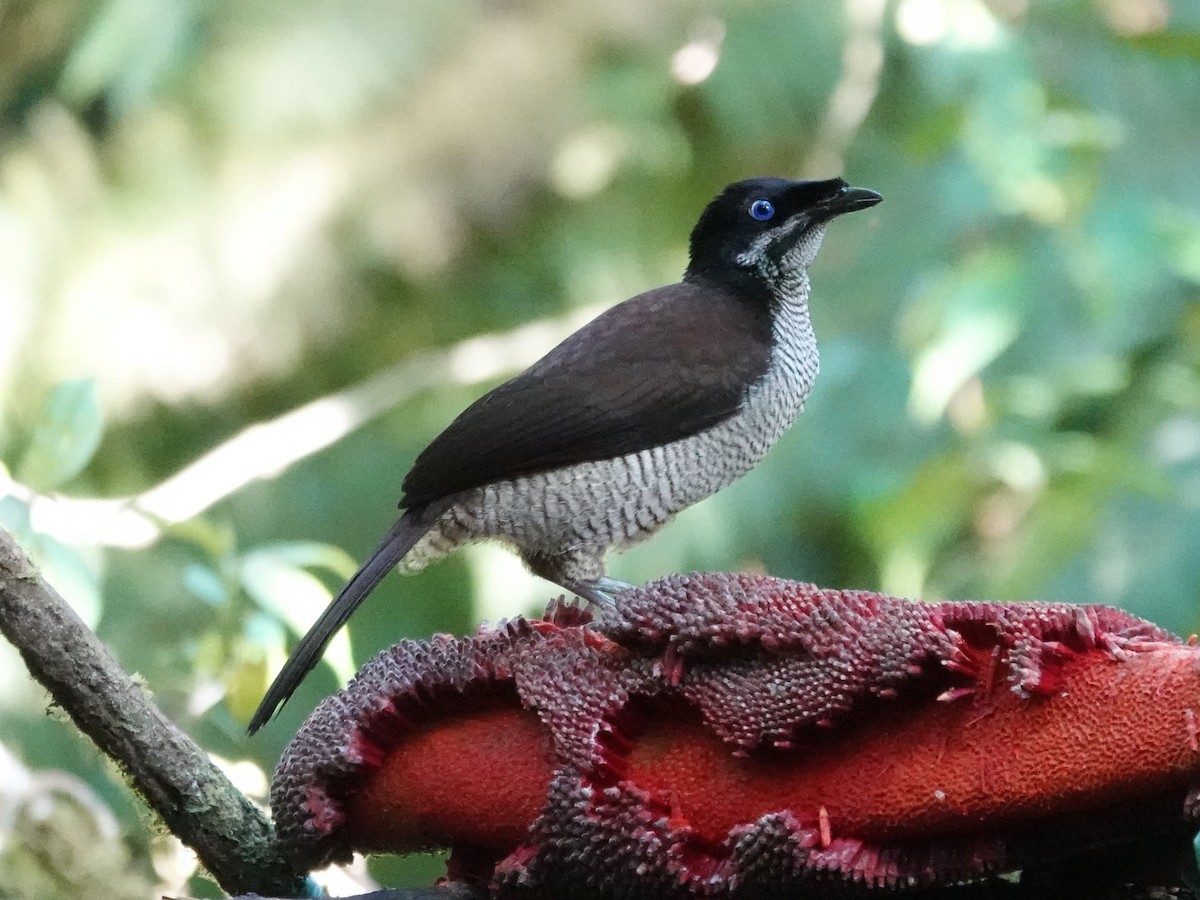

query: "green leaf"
(183, 563), (230, 607)
(1187, 827), (1200, 890)
(1126, 32), (1200, 61)
(16, 380), (104, 492)
(239, 542), (358, 684)
(36, 538), (104, 629)
(0, 494), (31, 536)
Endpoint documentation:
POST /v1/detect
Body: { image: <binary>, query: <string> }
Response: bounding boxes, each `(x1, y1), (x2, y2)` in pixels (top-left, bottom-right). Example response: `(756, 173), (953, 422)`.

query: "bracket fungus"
(271, 574), (1200, 896)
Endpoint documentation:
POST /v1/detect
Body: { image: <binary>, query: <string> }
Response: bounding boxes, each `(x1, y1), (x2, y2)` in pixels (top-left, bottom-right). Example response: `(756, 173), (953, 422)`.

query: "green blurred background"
(1, 0), (1198, 895)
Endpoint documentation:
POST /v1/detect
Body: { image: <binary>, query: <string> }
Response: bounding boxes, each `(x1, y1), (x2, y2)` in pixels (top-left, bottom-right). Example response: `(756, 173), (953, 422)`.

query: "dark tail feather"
(247, 512), (431, 733)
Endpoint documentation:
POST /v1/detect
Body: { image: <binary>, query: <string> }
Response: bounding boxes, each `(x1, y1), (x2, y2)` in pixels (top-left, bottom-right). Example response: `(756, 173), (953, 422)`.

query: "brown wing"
(399, 280), (773, 510)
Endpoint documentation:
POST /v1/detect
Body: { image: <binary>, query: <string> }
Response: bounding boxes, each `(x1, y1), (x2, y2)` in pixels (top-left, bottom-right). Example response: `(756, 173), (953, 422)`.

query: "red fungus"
(270, 574), (1200, 896)
(344, 695), (554, 854)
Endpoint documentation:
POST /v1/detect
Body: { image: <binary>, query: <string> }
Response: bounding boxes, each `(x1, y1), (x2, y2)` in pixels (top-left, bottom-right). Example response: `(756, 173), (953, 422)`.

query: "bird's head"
(686, 177), (881, 288)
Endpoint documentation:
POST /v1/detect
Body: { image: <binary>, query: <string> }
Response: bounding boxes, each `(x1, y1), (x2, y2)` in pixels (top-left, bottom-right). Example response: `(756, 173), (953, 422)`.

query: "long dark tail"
(248, 511), (432, 733)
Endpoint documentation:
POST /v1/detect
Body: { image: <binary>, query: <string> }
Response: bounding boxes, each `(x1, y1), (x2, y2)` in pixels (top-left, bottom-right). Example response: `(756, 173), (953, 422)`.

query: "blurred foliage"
(0, 743), (160, 899)
(1, 0), (1199, 895)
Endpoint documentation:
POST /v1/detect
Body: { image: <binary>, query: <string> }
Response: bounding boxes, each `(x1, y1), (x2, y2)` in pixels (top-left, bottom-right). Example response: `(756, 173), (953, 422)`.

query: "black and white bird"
(249, 176), (881, 732)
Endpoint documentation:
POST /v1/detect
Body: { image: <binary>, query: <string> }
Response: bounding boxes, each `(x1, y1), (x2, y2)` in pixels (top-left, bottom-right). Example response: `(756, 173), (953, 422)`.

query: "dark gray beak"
(825, 184), (882, 217)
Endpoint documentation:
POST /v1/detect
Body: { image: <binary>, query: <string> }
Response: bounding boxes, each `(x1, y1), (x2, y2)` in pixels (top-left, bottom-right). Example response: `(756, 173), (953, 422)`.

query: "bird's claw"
(569, 577), (636, 608)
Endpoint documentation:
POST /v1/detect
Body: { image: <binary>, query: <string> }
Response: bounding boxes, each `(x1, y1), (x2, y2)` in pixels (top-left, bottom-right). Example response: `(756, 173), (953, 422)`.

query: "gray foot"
(595, 576), (636, 594)
(559, 577), (636, 608)
(569, 582), (616, 607)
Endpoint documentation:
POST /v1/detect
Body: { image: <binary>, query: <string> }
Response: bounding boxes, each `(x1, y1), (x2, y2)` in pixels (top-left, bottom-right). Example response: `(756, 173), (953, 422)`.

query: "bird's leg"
(566, 580), (618, 607)
(553, 575), (639, 608)
(595, 576), (636, 595)
(521, 549), (632, 607)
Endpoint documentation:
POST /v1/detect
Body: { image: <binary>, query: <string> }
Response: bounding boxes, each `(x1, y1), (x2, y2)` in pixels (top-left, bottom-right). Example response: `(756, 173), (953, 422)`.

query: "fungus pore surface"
(271, 574), (1200, 897)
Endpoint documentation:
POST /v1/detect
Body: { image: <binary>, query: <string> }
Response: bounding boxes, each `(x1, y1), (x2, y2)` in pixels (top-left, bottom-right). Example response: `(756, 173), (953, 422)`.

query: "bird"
(249, 176), (881, 733)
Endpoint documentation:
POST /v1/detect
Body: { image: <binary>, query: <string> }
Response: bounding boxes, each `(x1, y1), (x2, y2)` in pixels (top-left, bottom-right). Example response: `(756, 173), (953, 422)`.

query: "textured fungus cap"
(271, 574), (1200, 897)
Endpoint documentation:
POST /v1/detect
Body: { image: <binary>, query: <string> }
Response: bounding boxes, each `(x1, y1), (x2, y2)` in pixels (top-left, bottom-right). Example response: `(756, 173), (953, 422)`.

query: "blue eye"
(749, 199), (774, 221)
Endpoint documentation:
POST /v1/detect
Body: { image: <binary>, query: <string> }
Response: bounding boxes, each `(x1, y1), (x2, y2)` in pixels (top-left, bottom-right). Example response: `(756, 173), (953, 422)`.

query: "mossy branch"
(0, 526), (310, 897)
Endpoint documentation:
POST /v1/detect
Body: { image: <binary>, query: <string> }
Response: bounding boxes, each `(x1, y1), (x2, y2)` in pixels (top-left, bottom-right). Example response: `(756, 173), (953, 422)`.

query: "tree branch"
(0, 526), (309, 898)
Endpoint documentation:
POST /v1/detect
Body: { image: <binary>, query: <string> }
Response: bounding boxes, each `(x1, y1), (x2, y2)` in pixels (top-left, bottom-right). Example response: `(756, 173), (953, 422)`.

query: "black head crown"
(686, 177), (881, 283)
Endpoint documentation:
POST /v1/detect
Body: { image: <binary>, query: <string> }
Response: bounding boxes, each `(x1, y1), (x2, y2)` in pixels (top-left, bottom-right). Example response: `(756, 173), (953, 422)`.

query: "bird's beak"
(822, 184), (882, 218)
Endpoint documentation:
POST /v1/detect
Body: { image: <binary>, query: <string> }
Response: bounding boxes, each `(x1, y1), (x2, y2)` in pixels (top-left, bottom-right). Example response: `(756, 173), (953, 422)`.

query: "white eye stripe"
(735, 215), (804, 269)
